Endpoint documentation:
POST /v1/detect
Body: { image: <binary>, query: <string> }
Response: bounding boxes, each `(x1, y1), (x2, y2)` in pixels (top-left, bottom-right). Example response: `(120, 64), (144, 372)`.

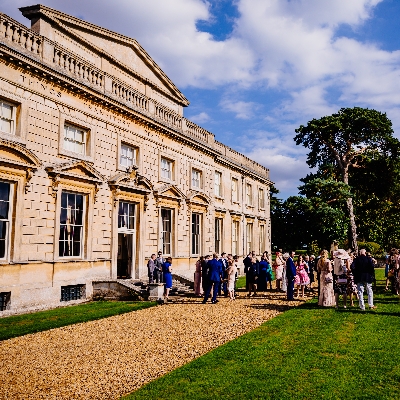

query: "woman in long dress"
(273, 251), (285, 291)
(317, 250), (335, 307)
(194, 256), (203, 296)
(226, 259), (237, 300)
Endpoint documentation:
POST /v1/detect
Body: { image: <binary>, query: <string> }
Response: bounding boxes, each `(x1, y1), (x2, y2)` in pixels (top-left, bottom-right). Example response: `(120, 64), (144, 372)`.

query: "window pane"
(0, 182), (10, 202)
(2, 103), (12, 119)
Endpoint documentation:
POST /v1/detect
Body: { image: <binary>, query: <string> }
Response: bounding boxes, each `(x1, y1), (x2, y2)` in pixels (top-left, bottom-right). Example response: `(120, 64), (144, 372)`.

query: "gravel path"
(0, 291), (311, 400)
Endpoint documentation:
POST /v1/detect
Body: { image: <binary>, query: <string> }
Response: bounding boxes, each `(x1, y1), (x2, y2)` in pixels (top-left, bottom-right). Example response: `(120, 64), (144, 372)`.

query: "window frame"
(58, 190), (87, 259)
(215, 217), (223, 254)
(0, 181), (14, 262)
(214, 171), (223, 198)
(231, 177), (239, 203)
(191, 168), (202, 190)
(246, 222), (253, 254)
(0, 99), (16, 136)
(191, 212), (202, 256)
(119, 143), (138, 170)
(161, 207), (173, 256)
(259, 224), (265, 254)
(160, 157), (174, 181)
(246, 183), (253, 207)
(259, 188), (265, 210)
(63, 123), (88, 156)
(232, 219), (240, 256)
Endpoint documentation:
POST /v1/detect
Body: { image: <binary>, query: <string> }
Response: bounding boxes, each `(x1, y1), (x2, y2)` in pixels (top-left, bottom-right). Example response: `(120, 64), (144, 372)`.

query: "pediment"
(46, 160), (104, 183)
(109, 171), (152, 193)
(0, 139), (41, 169)
(186, 191), (211, 205)
(155, 184), (185, 199)
(20, 5), (189, 108)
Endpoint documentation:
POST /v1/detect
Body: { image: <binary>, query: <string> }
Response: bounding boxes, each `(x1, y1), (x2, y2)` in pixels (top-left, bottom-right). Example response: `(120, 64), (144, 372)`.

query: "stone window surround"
(0, 179), (14, 262)
(231, 175), (240, 205)
(117, 135), (141, 173)
(231, 217), (240, 256)
(58, 112), (96, 163)
(53, 182), (94, 262)
(158, 150), (177, 184)
(258, 186), (265, 210)
(191, 211), (202, 256)
(245, 180), (254, 208)
(189, 162), (204, 192)
(214, 170), (223, 199)
(158, 205), (178, 257)
(0, 94), (28, 145)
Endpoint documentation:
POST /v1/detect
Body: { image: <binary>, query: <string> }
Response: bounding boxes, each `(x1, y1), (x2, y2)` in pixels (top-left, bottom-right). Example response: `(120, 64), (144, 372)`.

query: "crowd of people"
(148, 246), (400, 307)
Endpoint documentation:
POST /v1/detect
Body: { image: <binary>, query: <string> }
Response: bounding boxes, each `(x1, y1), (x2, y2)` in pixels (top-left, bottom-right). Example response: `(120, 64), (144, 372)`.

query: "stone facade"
(0, 5), (272, 314)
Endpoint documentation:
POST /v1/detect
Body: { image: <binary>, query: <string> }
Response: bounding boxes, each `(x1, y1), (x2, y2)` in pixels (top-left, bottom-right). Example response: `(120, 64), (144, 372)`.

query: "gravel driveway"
(0, 291), (308, 399)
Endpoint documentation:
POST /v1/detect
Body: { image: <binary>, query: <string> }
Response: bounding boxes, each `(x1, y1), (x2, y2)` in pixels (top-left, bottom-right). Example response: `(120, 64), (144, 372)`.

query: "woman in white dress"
(226, 259), (237, 300)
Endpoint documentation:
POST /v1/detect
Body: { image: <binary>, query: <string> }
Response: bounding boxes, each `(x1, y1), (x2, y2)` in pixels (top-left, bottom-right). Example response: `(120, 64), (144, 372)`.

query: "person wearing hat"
(333, 249), (350, 309)
(155, 251), (165, 283)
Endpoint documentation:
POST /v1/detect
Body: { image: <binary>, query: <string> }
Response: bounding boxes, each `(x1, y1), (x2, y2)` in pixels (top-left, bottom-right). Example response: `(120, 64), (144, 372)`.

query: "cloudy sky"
(3, 0), (400, 198)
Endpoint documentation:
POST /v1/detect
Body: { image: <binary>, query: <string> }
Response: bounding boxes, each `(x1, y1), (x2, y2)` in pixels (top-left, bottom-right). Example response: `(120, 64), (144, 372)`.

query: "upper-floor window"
(59, 191), (85, 258)
(214, 171), (222, 197)
(120, 144), (137, 168)
(161, 157), (173, 180)
(192, 169), (202, 189)
(232, 178), (239, 203)
(0, 100), (16, 135)
(246, 183), (253, 206)
(64, 124), (87, 155)
(259, 188), (265, 209)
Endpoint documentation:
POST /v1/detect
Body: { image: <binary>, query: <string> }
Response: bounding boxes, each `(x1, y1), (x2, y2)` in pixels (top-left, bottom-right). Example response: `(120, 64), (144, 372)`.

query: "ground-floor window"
(192, 213), (201, 256)
(0, 181), (12, 260)
(60, 285), (85, 301)
(246, 223), (253, 254)
(161, 208), (172, 256)
(215, 218), (222, 254)
(232, 220), (239, 256)
(59, 191), (85, 257)
(259, 224), (265, 254)
(0, 292), (11, 311)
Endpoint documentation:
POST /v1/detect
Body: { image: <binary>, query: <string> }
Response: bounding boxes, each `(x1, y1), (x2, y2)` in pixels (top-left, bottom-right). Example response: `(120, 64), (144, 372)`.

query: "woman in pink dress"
(295, 255), (310, 297)
(273, 251), (285, 291)
(317, 250), (335, 307)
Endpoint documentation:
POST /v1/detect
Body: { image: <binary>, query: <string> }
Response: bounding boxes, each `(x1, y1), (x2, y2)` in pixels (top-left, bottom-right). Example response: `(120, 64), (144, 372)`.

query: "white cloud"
(220, 99), (260, 119)
(189, 112), (211, 124)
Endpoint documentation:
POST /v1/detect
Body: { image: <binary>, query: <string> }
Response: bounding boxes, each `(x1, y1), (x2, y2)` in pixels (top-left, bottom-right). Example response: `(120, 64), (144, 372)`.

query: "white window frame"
(246, 223), (253, 254)
(161, 208), (173, 256)
(246, 183), (253, 206)
(120, 143), (138, 169)
(191, 212), (201, 256)
(259, 224), (265, 254)
(215, 217), (223, 254)
(63, 123), (88, 156)
(59, 191), (86, 259)
(161, 157), (173, 181)
(214, 171), (222, 197)
(232, 220), (239, 255)
(0, 100), (16, 135)
(232, 178), (239, 203)
(191, 168), (202, 190)
(0, 181), (13, 261)
(118, 201), (136, 232)
(259, 188), (265, 209)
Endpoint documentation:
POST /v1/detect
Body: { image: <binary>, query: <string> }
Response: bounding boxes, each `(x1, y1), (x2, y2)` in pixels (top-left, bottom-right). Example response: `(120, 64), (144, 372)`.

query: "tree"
(294, 107), (399, 253)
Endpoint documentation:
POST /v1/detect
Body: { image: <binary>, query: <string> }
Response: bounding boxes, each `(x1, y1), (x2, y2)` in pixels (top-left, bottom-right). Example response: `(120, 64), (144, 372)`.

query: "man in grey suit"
(147, 254), (156, 283)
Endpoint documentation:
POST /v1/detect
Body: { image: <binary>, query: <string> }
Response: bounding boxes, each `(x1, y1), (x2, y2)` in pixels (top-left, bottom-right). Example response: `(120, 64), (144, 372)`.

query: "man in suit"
(202, 253), (222, 304)
(147, 253), (156, 283)
(286, 251), (297, 300)
(219, 252), (228, 296)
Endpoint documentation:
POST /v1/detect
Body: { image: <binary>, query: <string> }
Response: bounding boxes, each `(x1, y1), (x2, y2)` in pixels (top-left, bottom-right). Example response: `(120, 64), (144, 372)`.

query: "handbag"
(337, 274), (347, 284)
(325, 276), (333, 284)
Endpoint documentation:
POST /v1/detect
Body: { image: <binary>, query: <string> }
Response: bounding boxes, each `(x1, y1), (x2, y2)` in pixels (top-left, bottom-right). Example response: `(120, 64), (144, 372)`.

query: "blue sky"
(4, 0), (400, 198)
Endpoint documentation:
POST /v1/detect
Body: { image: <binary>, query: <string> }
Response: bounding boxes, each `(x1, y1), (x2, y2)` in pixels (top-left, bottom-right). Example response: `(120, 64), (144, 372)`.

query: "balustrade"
(111, 81), (149, 113)
(154, 103), (182, 129)
(0, 15), (42, 56)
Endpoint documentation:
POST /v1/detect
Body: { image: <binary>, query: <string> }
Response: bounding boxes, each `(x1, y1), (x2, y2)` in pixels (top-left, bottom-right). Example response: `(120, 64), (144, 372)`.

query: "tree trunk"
(343, 168), (358, 254)
(347, 197), (358, 254)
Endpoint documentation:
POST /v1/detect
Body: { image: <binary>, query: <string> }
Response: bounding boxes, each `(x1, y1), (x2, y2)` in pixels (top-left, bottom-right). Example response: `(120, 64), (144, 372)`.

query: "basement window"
(60, 284), (85, 302)
(0, 292), (11, 311)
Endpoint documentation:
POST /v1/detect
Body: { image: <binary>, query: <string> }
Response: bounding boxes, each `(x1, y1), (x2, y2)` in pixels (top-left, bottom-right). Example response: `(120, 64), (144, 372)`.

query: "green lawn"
(123, 269), (400, 400)
(0, 301), (156, 341)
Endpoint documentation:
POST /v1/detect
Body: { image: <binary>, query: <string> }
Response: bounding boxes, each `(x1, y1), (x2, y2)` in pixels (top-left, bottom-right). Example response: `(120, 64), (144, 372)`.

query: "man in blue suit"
(286, 251), (297, 300)
(202, 253), (222, 304)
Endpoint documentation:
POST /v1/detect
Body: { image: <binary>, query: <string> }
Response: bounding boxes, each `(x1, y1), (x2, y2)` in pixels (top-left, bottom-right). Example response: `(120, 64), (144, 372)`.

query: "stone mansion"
(0, 4), (272, 313)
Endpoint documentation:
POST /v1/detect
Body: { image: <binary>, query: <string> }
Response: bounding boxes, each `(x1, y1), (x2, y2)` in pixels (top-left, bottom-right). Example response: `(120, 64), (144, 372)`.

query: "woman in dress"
(163, 257), (173, 302)
(226, 259), (237, 300)
(317, 250), (335, 307)
(347, 253), (358, 307)
(273, 251), (285, 291)
(333, 249), (350, 309)
(194, 256), (203, 296)
(295, 255), (310, 298)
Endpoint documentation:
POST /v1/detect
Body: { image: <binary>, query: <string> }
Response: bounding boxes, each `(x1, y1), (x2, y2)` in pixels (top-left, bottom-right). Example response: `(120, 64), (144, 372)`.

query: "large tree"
(294, 107), (399, 253)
